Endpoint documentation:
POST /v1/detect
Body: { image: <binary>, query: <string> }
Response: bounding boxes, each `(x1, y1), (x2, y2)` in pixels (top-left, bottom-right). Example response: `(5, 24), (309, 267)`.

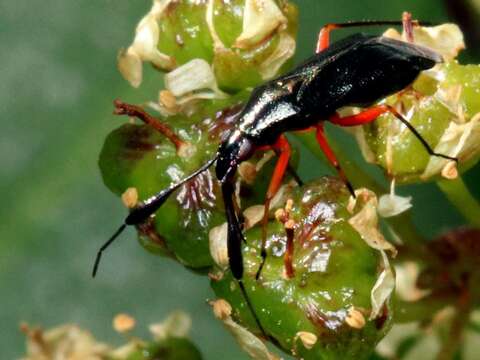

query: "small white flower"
(378, 180), (412, 218)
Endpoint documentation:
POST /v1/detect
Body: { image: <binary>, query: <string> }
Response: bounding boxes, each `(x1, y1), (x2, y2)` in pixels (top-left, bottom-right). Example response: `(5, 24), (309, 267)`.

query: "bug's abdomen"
(296, 35), (440, 113)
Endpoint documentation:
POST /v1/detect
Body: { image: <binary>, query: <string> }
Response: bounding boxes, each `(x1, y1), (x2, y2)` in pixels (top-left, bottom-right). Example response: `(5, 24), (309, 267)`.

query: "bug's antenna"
(92, 224), (126, 277)
(92, 155), (219, 278)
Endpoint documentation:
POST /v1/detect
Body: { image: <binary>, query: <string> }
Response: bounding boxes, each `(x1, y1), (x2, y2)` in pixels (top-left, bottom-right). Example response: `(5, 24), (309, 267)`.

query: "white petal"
(412, 24), (465, 61)
(210, 299), (277, 360)
(348, 189), (397, 255)
(259, 32), (296, 80)
(117, 48), (143, 88)
(234, 0), (287, 49)
(209, 223), (229, 269)
(164, 58), (227, 98)
(378, 180), (412, 218)
(422, 113), (480, 179)
(370, 251), (395, 320)
(383, 23), (465, 61)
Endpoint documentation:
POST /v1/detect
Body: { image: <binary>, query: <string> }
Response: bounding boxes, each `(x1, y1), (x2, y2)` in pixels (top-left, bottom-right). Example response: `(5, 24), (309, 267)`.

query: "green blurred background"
(1, 0), (479, 359)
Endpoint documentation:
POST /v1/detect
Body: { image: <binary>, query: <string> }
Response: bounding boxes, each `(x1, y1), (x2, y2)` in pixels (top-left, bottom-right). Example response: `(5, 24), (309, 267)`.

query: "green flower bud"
(124, 311), (202, 360)
(118, 0), (298, 92)
(352, 24), (480, 183)
(125, 338), (202, 360)
(357, 60), (480, 184)
(210, 178), (394, 359)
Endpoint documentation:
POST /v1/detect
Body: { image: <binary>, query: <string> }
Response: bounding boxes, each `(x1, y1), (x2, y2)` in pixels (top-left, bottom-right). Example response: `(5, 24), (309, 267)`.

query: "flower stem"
(437, 176), (480, 228)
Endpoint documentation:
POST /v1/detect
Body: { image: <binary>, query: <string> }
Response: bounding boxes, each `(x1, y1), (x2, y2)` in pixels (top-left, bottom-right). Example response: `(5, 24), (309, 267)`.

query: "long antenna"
(92, 155), (218, 277)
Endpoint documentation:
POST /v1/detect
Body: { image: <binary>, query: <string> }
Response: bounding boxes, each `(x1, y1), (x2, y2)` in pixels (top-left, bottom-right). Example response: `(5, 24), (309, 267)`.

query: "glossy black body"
(243, 33), (440, 143)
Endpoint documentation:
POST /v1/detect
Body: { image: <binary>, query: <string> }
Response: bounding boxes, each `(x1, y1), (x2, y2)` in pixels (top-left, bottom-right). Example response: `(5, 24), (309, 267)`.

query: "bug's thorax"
(215, 129), (255, 184)
(236, 80), (304, 144)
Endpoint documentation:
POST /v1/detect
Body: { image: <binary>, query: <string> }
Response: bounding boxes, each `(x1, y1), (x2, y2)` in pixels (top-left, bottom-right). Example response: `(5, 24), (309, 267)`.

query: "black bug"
(94, 16), (457, 342)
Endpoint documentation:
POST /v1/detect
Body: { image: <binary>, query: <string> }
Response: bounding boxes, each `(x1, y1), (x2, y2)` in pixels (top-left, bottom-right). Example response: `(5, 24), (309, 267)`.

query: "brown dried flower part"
(441, 160), (459, 179)
(113, 313), (136, 333)
(418, 228), (480, 300)
(345, 307), (366, 329)
(159, 89), (178, 111)
(294, 331), (318, 350)
(21, 323), (111, 360)
(121, 187), (139, 209)
(211, 298), (232, 320)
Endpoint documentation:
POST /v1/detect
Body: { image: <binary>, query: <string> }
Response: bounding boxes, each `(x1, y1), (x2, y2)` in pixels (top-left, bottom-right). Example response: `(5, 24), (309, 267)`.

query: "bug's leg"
(329, 106), (391, 127)
(221, 181), (245, 280)
(256, 135), (292, 280)
(329, 105), (458, 162)
(113, 99), (185, 151)
(315, 123), (355, 197)
(222, 181), (285, 348)
(315, 18), (427, 53)
(259, 146), (304, 186)
(316, 24), (338, 52)
(384, 105), (458, 162)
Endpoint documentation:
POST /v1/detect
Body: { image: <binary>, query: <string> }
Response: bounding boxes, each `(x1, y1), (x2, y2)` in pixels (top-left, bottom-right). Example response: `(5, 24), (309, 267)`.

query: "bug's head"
(216, 129), (254, 184)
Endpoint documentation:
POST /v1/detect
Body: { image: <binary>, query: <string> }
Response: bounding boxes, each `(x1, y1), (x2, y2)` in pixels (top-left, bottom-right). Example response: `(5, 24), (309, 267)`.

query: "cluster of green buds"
(118, 0), (298, 96)
(21, 312), (202, 360)
(352, 23), (480, 183)
(98, 2), (480, 359)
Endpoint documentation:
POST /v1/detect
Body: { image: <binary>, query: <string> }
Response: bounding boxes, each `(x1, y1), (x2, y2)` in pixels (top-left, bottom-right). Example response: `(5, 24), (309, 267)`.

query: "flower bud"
(354, 24), (480, 183)
(210, 177), (395, 359)
(118, 0), (298, 92)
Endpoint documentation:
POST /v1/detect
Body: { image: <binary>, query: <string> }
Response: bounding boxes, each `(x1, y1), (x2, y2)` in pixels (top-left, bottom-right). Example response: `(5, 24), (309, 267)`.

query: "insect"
(94, 14), (457, 341)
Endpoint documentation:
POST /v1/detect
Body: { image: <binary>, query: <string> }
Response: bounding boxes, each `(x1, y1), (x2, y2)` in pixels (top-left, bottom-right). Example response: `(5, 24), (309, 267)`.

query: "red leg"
(315, 123), (355, 196)
(256, 135), (291, 280)
(316, 24), (338, 53)
(329, 105), (458, 162)
(315, 18), (423, 54)
(329, 105), (390, 126)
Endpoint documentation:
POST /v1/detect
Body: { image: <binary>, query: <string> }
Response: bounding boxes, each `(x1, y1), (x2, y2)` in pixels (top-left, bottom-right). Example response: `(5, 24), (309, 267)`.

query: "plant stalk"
(437, 176), (480, 228)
